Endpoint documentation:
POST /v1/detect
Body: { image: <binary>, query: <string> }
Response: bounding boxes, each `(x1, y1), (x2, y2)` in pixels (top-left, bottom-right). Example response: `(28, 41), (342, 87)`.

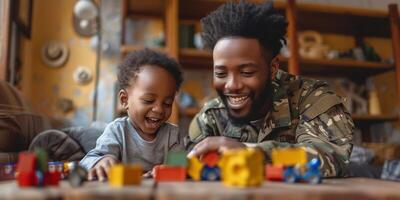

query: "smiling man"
(187, 1), (354, 177)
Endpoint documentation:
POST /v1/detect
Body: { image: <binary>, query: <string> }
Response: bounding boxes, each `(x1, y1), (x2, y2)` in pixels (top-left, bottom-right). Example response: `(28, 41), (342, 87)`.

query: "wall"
(21, 0), (98, 127)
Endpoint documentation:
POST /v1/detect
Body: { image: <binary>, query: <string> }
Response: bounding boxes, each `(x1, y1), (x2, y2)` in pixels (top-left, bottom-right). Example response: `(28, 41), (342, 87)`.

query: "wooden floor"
(0, 178), (400, 200)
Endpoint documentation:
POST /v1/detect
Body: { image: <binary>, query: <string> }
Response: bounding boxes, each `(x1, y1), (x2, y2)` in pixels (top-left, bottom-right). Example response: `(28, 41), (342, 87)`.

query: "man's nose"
(225, 74), (243, 92)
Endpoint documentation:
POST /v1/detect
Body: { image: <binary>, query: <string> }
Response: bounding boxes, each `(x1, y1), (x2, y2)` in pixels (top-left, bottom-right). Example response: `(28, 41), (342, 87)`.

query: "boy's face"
(119, 65), (177, 141)
(213, 37), (277, 124)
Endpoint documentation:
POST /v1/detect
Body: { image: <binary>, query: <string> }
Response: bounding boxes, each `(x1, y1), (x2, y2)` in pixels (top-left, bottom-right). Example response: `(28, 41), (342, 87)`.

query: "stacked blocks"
(154, 151), (187, 182)
(220, 148), (264, 187)
(17, 150), (60, 187)
(200, 151), (221, 181)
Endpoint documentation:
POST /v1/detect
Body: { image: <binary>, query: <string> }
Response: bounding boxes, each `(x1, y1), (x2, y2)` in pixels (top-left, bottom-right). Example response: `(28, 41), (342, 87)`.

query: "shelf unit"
(121, 0), (400, 138)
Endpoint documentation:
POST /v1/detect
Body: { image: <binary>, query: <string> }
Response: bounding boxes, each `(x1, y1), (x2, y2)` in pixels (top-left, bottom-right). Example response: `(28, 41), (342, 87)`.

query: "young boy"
(80, 49), (185, 181)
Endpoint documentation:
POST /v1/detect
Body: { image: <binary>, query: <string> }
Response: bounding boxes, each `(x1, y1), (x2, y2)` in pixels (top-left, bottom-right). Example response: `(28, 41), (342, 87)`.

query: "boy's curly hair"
(118, 48), (183, 90)
(201, 1), (287, 57)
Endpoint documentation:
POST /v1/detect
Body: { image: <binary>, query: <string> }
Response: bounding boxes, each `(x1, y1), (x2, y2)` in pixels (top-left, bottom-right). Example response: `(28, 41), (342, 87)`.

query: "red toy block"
(44, 171), (61, 186)
(17, 152), (37, 187)
(17, 152), (36, 173)
(202, 151), (220, 167)
(265, 164), (284, 181)
(17, 172), (36, 187)
(154, 165), (186, 182)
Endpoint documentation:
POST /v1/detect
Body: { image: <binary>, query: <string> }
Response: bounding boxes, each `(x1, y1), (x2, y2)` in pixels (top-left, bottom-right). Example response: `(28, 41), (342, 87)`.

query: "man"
(187, 1), (354, 177)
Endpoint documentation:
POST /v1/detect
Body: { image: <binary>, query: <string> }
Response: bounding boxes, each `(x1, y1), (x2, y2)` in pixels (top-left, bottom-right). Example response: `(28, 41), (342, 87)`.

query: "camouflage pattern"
(188, 70), (354, 177)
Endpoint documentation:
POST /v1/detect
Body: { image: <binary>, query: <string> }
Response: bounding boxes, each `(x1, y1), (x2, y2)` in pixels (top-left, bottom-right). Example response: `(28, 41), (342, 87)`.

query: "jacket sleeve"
(256, 84), (354, 177)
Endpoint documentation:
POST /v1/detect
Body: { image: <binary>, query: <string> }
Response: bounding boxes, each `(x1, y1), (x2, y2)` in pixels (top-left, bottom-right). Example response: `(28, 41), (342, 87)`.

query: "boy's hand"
(88, 156), (118, 182)
(143, 165), (158, 178)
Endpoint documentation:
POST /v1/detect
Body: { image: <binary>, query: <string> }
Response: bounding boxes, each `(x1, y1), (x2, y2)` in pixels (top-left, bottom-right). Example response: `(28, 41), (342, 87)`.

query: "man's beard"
(218, 81), (273, 126)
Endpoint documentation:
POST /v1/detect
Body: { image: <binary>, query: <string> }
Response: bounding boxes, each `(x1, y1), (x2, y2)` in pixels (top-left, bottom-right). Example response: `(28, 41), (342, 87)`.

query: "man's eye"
(241, 71), (255, 77)
(214, 72), (227, 78)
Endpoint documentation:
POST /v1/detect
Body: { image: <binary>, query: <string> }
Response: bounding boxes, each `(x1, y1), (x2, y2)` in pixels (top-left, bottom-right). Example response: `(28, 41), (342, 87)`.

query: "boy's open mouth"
(145, 117), (162, 128)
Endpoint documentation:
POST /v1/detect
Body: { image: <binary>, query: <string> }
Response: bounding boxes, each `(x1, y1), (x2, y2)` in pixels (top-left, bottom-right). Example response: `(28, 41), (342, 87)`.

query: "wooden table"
(0, 178), (400, 200)
(157, 178), (400, 200)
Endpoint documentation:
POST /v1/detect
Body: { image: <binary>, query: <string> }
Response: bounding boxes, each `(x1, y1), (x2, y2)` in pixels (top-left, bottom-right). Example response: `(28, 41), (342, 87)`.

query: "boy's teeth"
(148, 117), (159, 122)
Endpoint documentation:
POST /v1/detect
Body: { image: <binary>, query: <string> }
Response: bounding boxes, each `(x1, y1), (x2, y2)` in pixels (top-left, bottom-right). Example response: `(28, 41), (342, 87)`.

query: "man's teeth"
(228, 96), (248, 104)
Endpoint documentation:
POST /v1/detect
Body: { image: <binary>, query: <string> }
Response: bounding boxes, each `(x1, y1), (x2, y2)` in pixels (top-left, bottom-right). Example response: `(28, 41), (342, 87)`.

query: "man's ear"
(270, 57), (280, 80)
(119, 89), (129, 110)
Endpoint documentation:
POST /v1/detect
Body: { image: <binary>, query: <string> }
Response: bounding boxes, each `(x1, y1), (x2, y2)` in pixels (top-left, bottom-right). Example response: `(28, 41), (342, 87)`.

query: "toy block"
(220, 148), (264, 187)
(202, 151), (220, 167)
(34, 149), (48, 172)
(0, 163), (16, 180)
(201, 166), (220, 181)
(187, 156), (203, 181)
(17, 171), (36, 187)
(44, 171), (61, 186)
(17, 152), (36, 173)
(48, 161), (65, 179)
(265, 164), (284, 181)
(154, 165), (186, 182)
(165, 151), (188, 167)
(271, 148), (307, 166)
(108, 164), (142, 187)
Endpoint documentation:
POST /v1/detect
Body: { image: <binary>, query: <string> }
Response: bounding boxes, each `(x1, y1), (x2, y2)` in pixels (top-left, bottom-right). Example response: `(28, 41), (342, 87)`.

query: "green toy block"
(165, 151), (188, 167)
(34, 148), (48, 172)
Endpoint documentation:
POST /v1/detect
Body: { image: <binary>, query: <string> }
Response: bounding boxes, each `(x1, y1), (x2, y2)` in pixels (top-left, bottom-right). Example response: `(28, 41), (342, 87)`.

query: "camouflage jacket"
(188, 70), (354, 177)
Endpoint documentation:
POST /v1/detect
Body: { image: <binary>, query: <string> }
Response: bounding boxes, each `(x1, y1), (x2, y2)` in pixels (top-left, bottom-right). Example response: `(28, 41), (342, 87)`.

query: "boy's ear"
(119, 89), (129, 109)
(270, 57), (280, 80)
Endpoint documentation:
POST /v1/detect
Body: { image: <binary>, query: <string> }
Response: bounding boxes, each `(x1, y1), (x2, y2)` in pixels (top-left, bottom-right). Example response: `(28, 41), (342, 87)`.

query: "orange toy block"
(108, 164), (142, 187)
(202, 151), (220, 167)
(265, 164), (284, 181)
(154, 165), (186, 182)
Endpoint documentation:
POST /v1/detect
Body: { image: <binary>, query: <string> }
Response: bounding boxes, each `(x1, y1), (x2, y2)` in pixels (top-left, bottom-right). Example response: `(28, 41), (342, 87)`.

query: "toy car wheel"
(285, 174), (297, 183)
(307, 174), (321, 184)
(201, 166), (221, 181)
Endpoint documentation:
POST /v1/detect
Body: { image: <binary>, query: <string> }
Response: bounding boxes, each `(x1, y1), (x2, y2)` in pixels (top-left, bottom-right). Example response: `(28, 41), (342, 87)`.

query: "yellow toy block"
(219, 148), (264, 187)
(108, 164), (142, 187)
(271, 148), (307, 166)
(187, 156), (203, 181)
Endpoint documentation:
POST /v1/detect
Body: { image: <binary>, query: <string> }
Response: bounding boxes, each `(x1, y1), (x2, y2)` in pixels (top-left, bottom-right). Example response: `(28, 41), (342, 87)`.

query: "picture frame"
(14, 0), (33, 39)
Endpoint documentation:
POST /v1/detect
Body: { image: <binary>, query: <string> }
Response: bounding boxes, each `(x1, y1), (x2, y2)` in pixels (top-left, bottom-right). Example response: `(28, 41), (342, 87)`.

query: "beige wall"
(20, 0), (97, 126)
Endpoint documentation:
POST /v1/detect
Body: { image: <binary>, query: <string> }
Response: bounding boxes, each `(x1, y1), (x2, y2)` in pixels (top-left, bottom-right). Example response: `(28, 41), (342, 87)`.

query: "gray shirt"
(80, 117), (185, 172)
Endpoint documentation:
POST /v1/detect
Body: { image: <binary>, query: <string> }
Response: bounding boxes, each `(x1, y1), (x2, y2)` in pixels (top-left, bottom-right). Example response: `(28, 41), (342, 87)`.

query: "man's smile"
(226, 94), (250, 110)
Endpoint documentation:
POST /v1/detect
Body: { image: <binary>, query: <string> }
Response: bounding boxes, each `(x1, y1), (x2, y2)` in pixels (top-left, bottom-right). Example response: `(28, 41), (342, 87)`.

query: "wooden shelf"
(352, 114), (398, 122)
(126, 0), (165, 18)
(279, 56), (394, 77)
(178, 48), (394, 77)
(179, 48), (213, 69)
(120, 45), (166, 54)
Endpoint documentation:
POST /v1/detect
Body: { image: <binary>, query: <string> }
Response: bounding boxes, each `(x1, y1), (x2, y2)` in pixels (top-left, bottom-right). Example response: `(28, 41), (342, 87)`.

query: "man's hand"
(187, 136), (245, 158)
(87, 156), (118, 181)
